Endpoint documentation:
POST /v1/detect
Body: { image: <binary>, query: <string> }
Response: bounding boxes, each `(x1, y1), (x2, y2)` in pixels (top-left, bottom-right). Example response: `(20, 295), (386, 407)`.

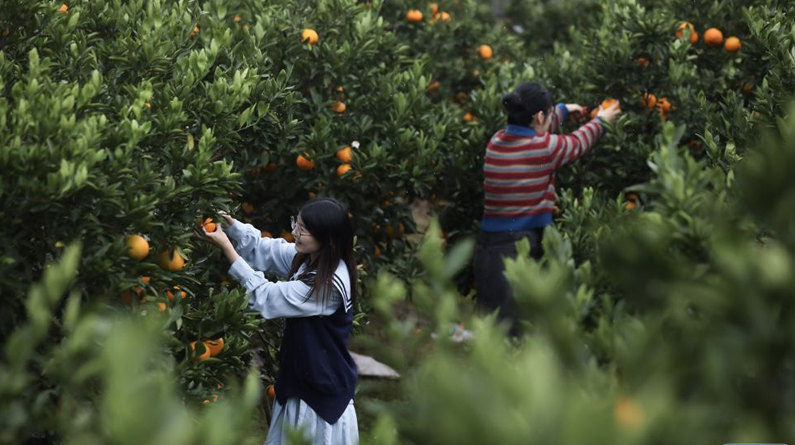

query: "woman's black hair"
(289, 197), (358, 311)
(502, 82), (555, 126)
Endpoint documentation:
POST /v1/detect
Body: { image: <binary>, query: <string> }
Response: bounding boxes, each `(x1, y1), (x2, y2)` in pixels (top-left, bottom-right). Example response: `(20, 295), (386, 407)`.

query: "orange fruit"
(330, 101), (347, 113)
(627, 193), (639, 202)
(281, 230), (295, 243)
(157, 248), (186, 272)
(337, 164), (353, 177)
(676, 22), (698, 44)
(591, 98), (619, 118)
(156, 302), (167, 312)
(301, 29), (318, 45)
(615, 397), (645, 430)
(166, 285), (187, 302)
(296, 154), (315, 171)
(267, 384), (276, 399)
(724, 36), (741, 52)
(125, 234), (150, 261)
(201, 218), (217, 233)
(145, 102), (151, 109)
(190, 26), (199, 38)
(374, 245), (382, 256)
(430, 3), (439, 15)
(261, 230), (273, 238)
(336, 146), (353, 162)
(190, 341), (211, 361)
(263, 162), (277, 172)
(141, 276), (151, 285)
(601, 98), (618, 109)
(427, 81), (441, 92)
(233, 15), (241, 22)
(656, 97), (672, 119)
(639, 93), (657, 109)
(406, 9), (423, 22)
(624, 201), (637, 210)
(462, 112), (475, 122)
(635, 57), (650, 67)
(703, 28), (723, 47)
(478, 45), (493, 59)
(440, 12), (451, 22)
(206, 338), (224, 356)
(58, 4), (68, 14)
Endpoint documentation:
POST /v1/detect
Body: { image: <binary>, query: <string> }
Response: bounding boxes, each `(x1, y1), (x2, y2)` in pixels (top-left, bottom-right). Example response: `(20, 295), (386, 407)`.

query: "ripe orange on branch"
(206, 338), (224, 356)
(190, 341), (211, 361)
(704, 28), (723, 47)
(301, 29), (318, 45)
(406, 10), (423, 23)
(296, 154), (315, 171)
(125, 234), (150, 260)
(676, 22), (699, 44)
(336, 146), (353, 162)
(724, 37), (741, 52)
(478, 45), (493, 59)
(166, 286), (187, 302)
(157, 248), (186, 272)
(639, 93), (657, 109)
(656, 97), (672, 119)
(337, 164), (353, 177)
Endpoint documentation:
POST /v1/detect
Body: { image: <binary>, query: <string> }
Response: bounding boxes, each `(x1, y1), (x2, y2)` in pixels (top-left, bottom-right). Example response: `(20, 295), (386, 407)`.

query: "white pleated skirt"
(264, 397), (359, 445)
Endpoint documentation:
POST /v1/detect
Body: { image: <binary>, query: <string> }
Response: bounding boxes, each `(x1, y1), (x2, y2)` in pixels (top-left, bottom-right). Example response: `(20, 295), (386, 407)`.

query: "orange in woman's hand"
(201, 218), (217, 233)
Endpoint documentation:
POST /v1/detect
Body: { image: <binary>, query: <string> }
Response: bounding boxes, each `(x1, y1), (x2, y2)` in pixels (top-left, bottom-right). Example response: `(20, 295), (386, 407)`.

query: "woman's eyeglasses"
(290, 216), (310, 241)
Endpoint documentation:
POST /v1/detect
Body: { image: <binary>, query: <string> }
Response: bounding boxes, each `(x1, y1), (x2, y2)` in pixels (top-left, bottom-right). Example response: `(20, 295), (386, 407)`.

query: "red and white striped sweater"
(481, 103), (605, 232)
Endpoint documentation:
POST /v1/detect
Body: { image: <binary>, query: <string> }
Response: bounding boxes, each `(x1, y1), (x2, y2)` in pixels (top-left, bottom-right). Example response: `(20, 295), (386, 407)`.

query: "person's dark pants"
(474, 228), (544, 336)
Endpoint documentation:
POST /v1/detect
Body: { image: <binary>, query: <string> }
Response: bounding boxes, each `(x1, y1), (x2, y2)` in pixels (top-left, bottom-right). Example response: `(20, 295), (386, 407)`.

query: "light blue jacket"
(224, 220), (352, 319)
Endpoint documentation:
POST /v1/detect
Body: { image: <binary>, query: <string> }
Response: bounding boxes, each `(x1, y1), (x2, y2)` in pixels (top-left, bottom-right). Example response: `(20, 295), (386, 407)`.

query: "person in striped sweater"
(474, 82), (621, 336)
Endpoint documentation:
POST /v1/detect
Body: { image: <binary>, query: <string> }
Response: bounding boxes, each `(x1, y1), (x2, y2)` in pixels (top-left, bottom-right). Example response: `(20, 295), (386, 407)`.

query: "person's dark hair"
(502, 82), (555, 126)
(289, 197), (358, 310)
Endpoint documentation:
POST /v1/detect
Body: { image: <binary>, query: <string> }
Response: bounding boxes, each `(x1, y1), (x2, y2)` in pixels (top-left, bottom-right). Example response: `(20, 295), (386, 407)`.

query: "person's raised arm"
(550, 101), (621, 167)
(219, 212), (297, 278)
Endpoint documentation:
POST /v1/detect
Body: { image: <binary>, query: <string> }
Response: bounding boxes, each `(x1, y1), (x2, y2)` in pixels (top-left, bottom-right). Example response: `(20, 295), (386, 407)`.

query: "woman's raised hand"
(597, 101), (622, 122)
(218, 210), (235, 227)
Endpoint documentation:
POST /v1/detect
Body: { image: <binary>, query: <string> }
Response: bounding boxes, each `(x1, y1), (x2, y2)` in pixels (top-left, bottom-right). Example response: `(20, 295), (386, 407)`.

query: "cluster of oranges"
(190, 337), (225, 361)
(122, 219), (218, 309)
(406, 4), (452, 24)
(330, 85), (347, 114)
(624, 193), (640, 210)
(676, 22), (742, 52)
(639, 93), (673, 120)
(124, 234), (186, 272)
(293, 142), (359, 179)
